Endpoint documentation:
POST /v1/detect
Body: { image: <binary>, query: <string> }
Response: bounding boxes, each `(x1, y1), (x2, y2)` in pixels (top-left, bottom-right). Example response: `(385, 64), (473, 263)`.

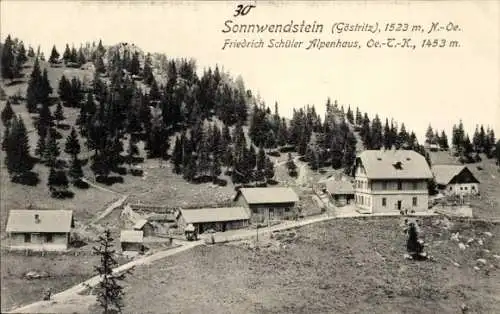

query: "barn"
(432, 165), (480, 196)
(233, 187), (299, 224)
(5, 210), (74, 251)
(178, 207), (250, 234)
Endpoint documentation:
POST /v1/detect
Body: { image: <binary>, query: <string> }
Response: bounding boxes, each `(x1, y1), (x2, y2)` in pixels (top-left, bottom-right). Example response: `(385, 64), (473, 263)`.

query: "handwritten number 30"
(234, 4), (255, 17)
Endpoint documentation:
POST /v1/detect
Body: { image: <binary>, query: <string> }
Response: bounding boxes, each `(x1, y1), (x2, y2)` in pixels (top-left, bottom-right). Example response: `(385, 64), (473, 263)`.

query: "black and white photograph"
(0, 1), (499, 313)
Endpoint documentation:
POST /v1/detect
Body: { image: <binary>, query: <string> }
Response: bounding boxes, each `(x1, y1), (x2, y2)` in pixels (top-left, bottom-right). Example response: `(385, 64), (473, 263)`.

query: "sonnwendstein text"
(222, 20), (324, 33)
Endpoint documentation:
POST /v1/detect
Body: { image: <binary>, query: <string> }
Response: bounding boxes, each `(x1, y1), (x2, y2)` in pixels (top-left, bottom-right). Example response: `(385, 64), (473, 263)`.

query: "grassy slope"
(121, 217), (500, 314)
(0, 60), (118, 230)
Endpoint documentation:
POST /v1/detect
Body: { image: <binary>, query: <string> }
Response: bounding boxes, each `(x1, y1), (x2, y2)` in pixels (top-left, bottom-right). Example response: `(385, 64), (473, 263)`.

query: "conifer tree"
(172, 136), (183, 174)
(210, 155), (222, 183)
(26, 58), (42, 112)
(93, 229), (129, 314)
(425, 124), (434, 144)
(40, 68), (52, 105)
(439, 130), (449, 150)
(143, 53), (154, 85)
(183, 153), (197, 182)
(286, 152), (298, 177)
(37, 102), (53, 137)
(4, 116), (35, 181)
(27, 46), (35, 58)
(1, 100), (14, 126)
(129, 52), (140, 75)
(64, 127), (81, 160)
(48, 167), (69, 197)
(95, 55), (106, 74)
(126, 136), (139, 169)
(495, 140), (500, 166)
(1, 35), (16, 80)
(1, 125), (10, 151)
(257, 146), (266, 172)
(406, 223), (423, 256)
(68, 156), (84, 184)
(44, 129), (60, 168)
(49, 45), (60, 63)
(62, 44), (71, 63)
(77, 47), (86, 66)
(35, 134), (46, 159)
(264, 157), (275, 182)
(54, 103), (65, 127)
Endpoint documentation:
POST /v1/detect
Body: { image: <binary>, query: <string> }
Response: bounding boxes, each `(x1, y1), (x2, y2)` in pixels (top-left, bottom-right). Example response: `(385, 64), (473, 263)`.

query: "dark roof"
(237, 187), (299, 204)
(432, 165), (480, 185)
(180, 207), (250, 224)
(6, 210), (73, 233)
(356, 150), (433, 179)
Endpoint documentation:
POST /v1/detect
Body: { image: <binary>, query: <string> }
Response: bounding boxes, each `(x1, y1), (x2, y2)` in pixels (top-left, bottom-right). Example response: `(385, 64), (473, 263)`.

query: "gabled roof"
(432, 165), (479, 185)
(356, 150), (433, 180)
(133, 219), (150, 230)
(6, 210), (73, 233)
(179, 207), (250, 224)
(237, 187), (299, 204)
(120, 230), (143, 243)
(322, 180), (354, 195)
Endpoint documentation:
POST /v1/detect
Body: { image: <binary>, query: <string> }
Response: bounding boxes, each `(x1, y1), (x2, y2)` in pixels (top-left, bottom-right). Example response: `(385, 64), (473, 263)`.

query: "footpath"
(8, 209), (442, 313)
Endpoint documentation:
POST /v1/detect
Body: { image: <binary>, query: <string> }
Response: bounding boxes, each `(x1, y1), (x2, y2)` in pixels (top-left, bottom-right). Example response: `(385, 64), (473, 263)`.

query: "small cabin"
(5, 210), (74, 251)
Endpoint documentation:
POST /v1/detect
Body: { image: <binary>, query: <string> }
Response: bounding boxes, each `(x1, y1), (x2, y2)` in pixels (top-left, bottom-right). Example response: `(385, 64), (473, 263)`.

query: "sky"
(1, 0), (499, 143)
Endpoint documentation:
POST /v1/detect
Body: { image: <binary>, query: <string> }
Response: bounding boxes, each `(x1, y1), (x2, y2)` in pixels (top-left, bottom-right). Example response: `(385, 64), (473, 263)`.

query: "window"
(24, 233), (31, 243)
(412, 197), (418, 206)
(460, 187), (463, 190)
(412, 182), (418, 190)
(382, 198), (387, 207)
(46, 234), (53, 243)
(464, 187), (468, 190)
(449, 186), (452, 191)
(397, 181), (402, 190)
(382, 182), (387, 190)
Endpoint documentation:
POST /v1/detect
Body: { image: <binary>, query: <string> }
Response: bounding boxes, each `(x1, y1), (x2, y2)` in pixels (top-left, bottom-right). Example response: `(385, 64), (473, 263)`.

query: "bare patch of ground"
(120, 217), (500, 314)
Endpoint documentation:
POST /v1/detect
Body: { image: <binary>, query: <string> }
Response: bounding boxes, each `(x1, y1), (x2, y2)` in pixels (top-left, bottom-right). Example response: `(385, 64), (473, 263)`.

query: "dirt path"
(7, 210), (445, 314)
(88, 194), (129, 225)
(8, 240), (204, 314)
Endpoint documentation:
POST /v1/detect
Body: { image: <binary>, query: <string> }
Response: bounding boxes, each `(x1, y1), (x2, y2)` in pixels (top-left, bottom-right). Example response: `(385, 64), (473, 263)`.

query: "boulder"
(24, 270), (49, 280)
(478, 239), (484, 246)
(484, 232), (493, 237)
(476, 258), (487, 265)
(466, 238), (474, 245)
(458, 242), (466, 250)
(451, 232), (460, 242)
(473, 266), (480, 271)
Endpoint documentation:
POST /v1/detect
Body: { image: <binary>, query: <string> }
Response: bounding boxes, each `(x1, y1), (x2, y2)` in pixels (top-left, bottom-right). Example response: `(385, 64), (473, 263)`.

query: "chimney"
(34, 214), (41, 224)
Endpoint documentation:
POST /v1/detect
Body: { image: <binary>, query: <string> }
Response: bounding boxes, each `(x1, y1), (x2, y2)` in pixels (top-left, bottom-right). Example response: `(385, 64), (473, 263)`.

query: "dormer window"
(393, 162), (403, 170)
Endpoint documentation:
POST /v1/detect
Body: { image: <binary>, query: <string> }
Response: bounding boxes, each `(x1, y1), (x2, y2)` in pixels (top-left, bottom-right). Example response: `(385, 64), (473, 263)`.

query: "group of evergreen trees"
(2, 33), (499, 198)
(0, 35), (29, 82)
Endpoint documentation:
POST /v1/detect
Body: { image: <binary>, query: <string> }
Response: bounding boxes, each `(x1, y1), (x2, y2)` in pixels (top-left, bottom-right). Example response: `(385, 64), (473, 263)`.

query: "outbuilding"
(120, 230), (144, 252)
(178, 207), (250, 234)
(233, 187), (299, 223)
(133, 219), (155, 237)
